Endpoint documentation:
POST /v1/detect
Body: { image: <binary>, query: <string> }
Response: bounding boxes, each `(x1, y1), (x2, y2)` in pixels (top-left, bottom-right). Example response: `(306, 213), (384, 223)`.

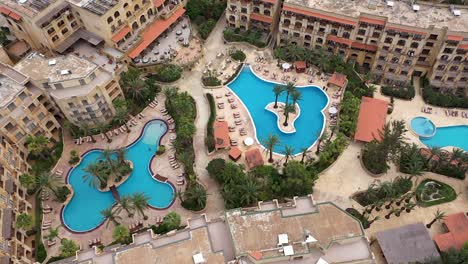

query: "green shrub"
(353, 176), (413, 206)
(381, 84), (415, 100)
(156, 145), (166, 155)
(230, 49), (246, 62)
(68, 150), (80, 165)
(180, 182), (207, 211)
(346, 208), (369, 229)
(421, 77), (468, 108)
(202, 76), (222, 86)
(199, 19), (216, 39)
(223, 29), (267, 48)
(36, 243), (47, 263)
(206, 93), (216, 152)
(416, 179), (457, 207)
(154, 64), (182, 83)
(55, 186), (71, 203)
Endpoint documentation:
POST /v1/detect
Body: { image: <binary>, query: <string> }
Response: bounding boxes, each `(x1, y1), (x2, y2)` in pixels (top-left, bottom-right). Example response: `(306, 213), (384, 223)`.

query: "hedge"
(421, 77), (468, 108)
(154, 64), (182, 83)
(230, 49), (246, 62)
(381, 84), (415, 100)
(206, 93), (216, 152)
(202, 76), (222, 86)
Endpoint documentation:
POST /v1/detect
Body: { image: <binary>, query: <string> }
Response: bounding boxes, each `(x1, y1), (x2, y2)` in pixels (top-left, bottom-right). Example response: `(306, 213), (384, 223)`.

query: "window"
(7, 103), (16, 111)
(443, 48), (454, 54)
(51, 35), (59, 42)
(94, 94), (100, 101)
(358, 29), (366, 35)
(404, 60), (412, 65)
(395, 48), (402, 53)
(449, 66), (458, 72)
(90, 72), (96, 80)
(47, 28), (55, 35)
(447, 77), (455, 82)
(54, 83), (63, 89)
(378, 56), (385, 61)
(436, 65), (445, 70)
(107, 16), (113, 23)
(57, 20), (65, 27)
(15, 132), (24, 140)
(384, 37), (392, 44)
(86, 107), (93, 112)
(422, 49), (430, 55)
(71, 21), (78, 28)
(38, 112), (45, 120)
(5, 123), (14, 132)
(82, 100), (89, 105)
(372, 32), (380, 38)
(425, 42), (434, 47)
(410, 42), (418, 48)
(429, 34), (438, 40)
(18, 92), (27, 100)
(79, 79), (86, 85)
(114, 11), (120, 18)
(397, 40), (406, 46)
(61, 28), (69, 35)
(22, 117), (30, 124)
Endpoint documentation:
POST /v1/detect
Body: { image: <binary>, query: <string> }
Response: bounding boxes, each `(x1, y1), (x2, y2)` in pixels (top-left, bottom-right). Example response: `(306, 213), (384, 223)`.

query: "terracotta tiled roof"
(214, 121), (230, 150)
(359, 17), (386, 26)
(447, 35), (463, 41)
(111, 26), (130, 43)
(434, 213), (468, 252)
(283, 5), (357, 26)
(250, 13), (273, 23)
(351, 42), (378, 52)
(154, 0), (165, 8)
(386, 26), (426, 35)
(128, 8), (185, 59)
(327, 35), (353, 46)
(354, 97), (388, 142)
(459, 44), (468, 50)
(228, 147), (242, 160)
(328, 72), (347, 88)
(0, 6), (21, 21)
(245, 148), (264, 169)
(294, 61), (306, 69)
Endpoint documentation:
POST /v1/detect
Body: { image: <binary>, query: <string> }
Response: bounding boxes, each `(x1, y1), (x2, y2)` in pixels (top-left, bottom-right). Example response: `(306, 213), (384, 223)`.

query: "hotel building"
(50, 196), (374, 264)
(0, 0), (188, 61)
(0, 63), (60, 264)
(227, 0), (468, 92)
(14, 52), (124, 127)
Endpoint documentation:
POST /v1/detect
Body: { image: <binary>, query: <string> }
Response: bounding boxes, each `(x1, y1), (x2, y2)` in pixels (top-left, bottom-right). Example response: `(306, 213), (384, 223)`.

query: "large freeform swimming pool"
(420, 125), (468, 151)
(228, 66), (329, 155)
(62, 120), (175, 232)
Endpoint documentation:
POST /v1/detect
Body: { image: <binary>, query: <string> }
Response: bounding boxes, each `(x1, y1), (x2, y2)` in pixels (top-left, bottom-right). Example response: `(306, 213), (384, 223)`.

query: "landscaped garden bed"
(416, 179), (457, 207)
(352, 176), (413, 207)
(381, 83), (415, 100)
(205, 93), (216, 152)
(223, 29), (267, 48)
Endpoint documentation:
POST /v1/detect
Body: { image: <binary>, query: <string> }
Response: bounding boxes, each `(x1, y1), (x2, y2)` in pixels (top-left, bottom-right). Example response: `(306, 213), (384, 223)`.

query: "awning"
(351, 42), (378, 52)
(354, 96), (388, 142)
(55, 29), (103, 53)
(283, 5), (357, 26)
(2, 208), (12, 239)
(359, 17), (386, 26)
(214, 121), (230, 149)
(0, 6), (21, 21)
(294, 61), (306, 69)
(111, 26), (131, 43)
(459, 44), (468, 50)
(128, 8), (185, 59)
(328, 72), (348, 88)
(154, 0), (165, 8)
(386, 26), (426, 35)
(447, 35), (463, 41)
(250, 13), (273, 24)
(327, 35), (353, 46)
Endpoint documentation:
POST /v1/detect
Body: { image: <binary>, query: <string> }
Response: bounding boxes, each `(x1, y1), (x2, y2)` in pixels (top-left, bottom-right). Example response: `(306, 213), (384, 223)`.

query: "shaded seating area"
(245, 148), (264, 169)
(354, 97), (388, 143)
(214, 121), (230, 150)
(294, 61), (306, 73)
(433, 212), (468, 252)
(327, 72), (348, 90)
(375, 223), (441, 263)
(228, 147), (242, 161)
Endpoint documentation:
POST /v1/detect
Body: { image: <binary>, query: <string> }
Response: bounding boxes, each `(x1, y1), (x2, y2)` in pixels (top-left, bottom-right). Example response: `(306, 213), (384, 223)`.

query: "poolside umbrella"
(243, 137), (254, 146)
(282, 63), (291, 70)
(328, 107), (338, 114)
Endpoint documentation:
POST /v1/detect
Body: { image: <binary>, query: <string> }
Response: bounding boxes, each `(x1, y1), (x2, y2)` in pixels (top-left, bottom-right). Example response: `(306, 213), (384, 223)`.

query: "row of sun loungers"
(129, 221), (143, 232)
(239, 128), (247, 136)
(255, 56), (266, 63)
(41, 191), (50, 201)
(461, 112), (468, 118)
(445, 109), (459, 117)
(169, 155), (179, 169)
(43, 204), (53, 214)
(422, 107), (433, 114)
(230, 103), (238, 109)
(217, 102), (225, 109)
(42, 219), (52, 230)
(88, 237), (102, 247)
(47, 239), (56, 247)
(177, 177), (185, 185)
(149, 100), (159, 108)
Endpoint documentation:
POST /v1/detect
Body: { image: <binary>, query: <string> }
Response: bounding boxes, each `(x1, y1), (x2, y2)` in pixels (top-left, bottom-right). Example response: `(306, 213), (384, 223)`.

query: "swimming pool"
(410, 117), (436, 138)
(227, 66), (329, 155)
(62, 120), (175, 232)
(420, 125), (468, 151)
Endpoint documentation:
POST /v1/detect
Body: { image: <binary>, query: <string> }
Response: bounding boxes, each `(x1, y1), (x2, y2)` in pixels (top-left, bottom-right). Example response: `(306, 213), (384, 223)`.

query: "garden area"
(186, 0), (226, 39)
(152, 64), (183, 83)
(381, 83), (415, 100)
(205, 93), (216, 152)
(164, 88), (207, 211)
(207, 158), (318, 209)
(415, 179), (457, 207)
(421, 77), (468, 108)
(352, 176), (413, 207)
(223, 28), (267, 48)
(201, 70), (222, 87)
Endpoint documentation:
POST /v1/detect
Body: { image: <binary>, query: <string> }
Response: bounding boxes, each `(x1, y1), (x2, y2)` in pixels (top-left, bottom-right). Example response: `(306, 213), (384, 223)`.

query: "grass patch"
(205, 93), (216, 152)
(416, 179), (457, 207)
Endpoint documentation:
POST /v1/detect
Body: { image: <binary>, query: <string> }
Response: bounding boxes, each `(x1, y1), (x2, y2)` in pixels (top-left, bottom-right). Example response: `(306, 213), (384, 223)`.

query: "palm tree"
(374, 200), (384, 212)
(425, 146), (441, 169)
(367, 216), (380, 226)
(182, 183), (207, 210)
(164, 87), (178, 109)
(272, 85), (284, 109)
(426, 209), (446, 228)
(299, 147), (310, 163)
(15, 213), (32, 230)
(363, 183), (378, 204)
(290, 89), (302, 107)
(131, 192), (150, 220)
(327, 125), (337, 143)
(124, 77), (147, 104)
(450, 148), (464, 164)
(115, 149), (127, 165)
(25, 135), (50, 159)
(262, 134), (280, 163)
(59, 239), (79, 258)
(46, 226), (61, 241)
(112, 225), (130, 244)
(19, 174), (36, 192)
(83, 163), (107, 189)
(36, 172), (60, 197)
(282, 103), (296, 127)
(405, 202), (416, 213)
(114, 107), (131, 132)
(283, 82), (296, 105)
(315, 131), (329, 155)
(95, 122), (112, 143)
(79, 123), (96, 143)
(100, 207), (122, 227)
(240, 178), (258, 206)
(282, 145), (295, 165)
(118, 195), (134, 217)
(385, 207), (397, 219)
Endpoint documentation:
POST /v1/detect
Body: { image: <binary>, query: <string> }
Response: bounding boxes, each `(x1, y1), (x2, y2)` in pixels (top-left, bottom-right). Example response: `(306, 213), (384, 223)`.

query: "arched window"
(126, 11), (132, 17)
(132, 21), (139, 30)
(114, 11), (120, 18)
(140, 15), (146, 24)
(316, 38), (323, 44)
(397, 39), (406, 46)
(147, 9), (153, 17)
(264, 10), (270, 16)
(107, 16), (113, 23)
(134, 4), (140, 12)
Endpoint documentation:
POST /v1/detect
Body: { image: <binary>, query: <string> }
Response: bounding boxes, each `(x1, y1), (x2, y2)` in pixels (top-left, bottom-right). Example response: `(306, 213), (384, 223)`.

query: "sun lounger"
(47, 240), (56, 247)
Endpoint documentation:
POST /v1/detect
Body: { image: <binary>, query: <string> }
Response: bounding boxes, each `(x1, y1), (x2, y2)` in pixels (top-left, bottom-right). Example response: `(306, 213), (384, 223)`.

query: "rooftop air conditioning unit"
(48, 59), (57, 66)
(450, 5), (461, 16)
(60, 70), (71, 75)
(412, 4), (420, 12)
(386, 1), (394, 7)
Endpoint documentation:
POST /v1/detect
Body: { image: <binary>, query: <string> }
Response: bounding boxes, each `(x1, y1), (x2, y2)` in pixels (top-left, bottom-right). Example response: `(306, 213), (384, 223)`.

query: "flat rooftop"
(225, 196), (370, 262)
(284, 0), (468, 32)
(0, 0), (55, 19)
(68, 0), (118, 16)
(14, 52), (98, 84)
(0, 63), (28, 107)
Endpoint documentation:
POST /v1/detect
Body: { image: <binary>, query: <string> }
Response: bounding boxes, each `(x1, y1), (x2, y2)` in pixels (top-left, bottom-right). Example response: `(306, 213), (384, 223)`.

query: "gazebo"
(228, 147), (242, 161)
(294, 61), (306, 73)
(327, 72), (348, 90)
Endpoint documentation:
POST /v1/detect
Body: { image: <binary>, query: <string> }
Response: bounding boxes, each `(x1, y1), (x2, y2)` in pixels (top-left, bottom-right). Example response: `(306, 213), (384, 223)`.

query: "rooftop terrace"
(284, 0), (468, 32)
(14, 52), (98, 84)
(68, 0), (118, 16)
(0, 0), (55, 19)
(0, 63), (28, 107)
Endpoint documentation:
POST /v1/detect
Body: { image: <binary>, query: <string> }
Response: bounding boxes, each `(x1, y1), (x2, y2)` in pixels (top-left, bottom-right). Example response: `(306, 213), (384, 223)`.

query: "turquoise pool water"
(410, 117), (436, 137)
(227, 66), (328, 155)
(420, 125), (468, 151)
(62, 120), (175, 232)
